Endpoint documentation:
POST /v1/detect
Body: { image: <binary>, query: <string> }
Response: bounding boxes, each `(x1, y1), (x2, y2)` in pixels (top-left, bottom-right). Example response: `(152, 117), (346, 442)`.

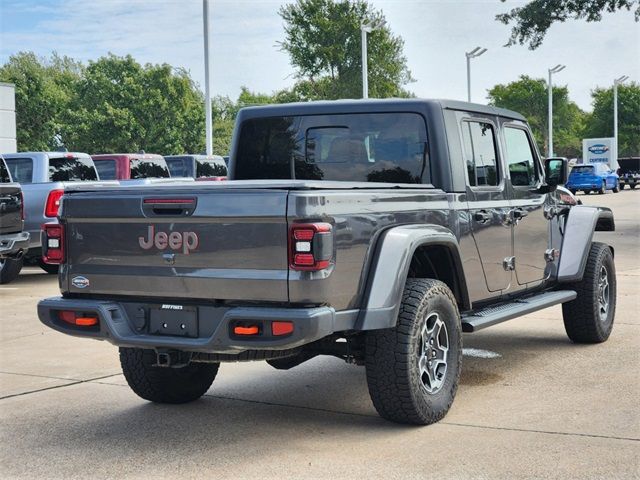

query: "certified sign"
(583, 137), (616, 169)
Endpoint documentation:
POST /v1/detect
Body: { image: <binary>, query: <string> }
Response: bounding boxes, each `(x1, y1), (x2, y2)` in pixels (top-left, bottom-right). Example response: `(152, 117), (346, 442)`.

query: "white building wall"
(0, 83), (17, 153)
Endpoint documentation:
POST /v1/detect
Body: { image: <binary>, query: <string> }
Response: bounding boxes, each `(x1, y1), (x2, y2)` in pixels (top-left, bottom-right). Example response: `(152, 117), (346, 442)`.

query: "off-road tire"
(562, 242), (616, 343)
(612, 181), (620, 193)
(365, 279), (462, 425)
(0, 257), (22, 284)
(120, 348), (218, 404)
(599, 181), (606, 194)
(37, 258), (59, 274)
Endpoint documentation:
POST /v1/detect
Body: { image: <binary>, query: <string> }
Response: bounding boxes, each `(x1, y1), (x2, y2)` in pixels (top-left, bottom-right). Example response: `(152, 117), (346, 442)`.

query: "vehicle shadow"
(7, 268), (58, 286)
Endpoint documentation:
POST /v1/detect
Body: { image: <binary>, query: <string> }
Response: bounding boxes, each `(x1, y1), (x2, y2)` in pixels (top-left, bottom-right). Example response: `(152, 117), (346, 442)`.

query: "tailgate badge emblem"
(72, 276), (90, 289)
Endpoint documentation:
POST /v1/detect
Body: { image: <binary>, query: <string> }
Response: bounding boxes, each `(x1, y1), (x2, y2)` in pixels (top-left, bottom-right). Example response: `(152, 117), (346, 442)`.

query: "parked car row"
(0, 150), (227, 283)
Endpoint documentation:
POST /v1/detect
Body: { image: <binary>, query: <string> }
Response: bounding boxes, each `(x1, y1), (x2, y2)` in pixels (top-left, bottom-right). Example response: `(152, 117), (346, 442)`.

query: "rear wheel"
(598, 181), (606, 194)
(613, 181), (620, 193)
(365, 279), (462, 425)
(0, 257), (23, 284)
(631, 184), (637, 190)
(120, 348), (218, 404)
(562, 242), (616, 343)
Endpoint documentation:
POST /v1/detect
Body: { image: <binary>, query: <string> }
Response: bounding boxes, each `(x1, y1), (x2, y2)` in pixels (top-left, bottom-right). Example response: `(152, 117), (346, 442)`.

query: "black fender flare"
(355, 224), (469, 330)
(557, 206), (615, 283)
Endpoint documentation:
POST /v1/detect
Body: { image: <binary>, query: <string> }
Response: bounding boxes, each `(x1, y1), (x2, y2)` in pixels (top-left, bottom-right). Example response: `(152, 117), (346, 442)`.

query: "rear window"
(196, 158), (227, 178)
(94, 160), (117, 180)
(0, 160), (10, 182)
(130, 157), (170, 179)
(165, 157), (194, 177)
(235, 113), (429, 184)
(4, 158), (34, 184)
(572, 166), (594, 174)
(49, 156), (98, 181)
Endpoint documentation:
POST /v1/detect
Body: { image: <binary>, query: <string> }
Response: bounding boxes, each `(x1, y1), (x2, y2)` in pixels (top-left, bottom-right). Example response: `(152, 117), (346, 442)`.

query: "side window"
(3, 158), (33, 184)
(95, 160), (116, 180)
(0, 160), (10, 182)
(504, 127), (538, 187)
(460, 121), (499, 187)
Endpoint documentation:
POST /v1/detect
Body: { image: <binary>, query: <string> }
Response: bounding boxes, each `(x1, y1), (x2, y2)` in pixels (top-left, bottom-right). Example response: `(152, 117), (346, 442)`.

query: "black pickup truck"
(0, 156), (29, 284)
(38, 99), (616, 425)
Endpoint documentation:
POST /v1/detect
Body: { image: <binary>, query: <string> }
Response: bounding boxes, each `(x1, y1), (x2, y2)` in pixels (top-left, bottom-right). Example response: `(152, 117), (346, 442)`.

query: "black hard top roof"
(237, 98), (526, 122)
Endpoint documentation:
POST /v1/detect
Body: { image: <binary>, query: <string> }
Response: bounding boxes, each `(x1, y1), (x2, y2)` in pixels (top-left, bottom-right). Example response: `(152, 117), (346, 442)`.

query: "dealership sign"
(583, 137), (617, 169)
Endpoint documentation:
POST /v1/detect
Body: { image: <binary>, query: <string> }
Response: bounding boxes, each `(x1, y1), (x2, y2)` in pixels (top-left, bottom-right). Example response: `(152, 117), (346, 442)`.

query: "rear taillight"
(42, 222), (65, 264)
(289, 223), (333, 271)
(195, 176), (227, 181)
(44, 189), (64, 218)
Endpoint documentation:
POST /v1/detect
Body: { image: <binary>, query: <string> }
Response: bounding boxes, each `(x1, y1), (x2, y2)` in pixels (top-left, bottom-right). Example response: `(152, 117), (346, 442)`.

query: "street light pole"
(547, 64), (566, 157)
(360, 19), (386, 99)
(203, 0), (213, 155)
(361, 26), (368, 99)
(613, 75), (629, 165)
(465, 47), (487, 102)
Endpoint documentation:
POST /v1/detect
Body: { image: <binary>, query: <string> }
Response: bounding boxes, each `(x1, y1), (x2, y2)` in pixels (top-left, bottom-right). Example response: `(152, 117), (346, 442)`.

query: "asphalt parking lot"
(1, 190), (638, 479)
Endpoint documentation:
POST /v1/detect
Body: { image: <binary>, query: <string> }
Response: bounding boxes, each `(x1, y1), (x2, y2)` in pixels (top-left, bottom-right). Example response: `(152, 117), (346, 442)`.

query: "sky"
(0, 0), (638, 111)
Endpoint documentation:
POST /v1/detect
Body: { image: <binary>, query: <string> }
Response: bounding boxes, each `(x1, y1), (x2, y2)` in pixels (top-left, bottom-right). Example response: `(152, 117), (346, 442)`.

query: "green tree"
(63, 54), (205, 154)
(279, 0), (413, 99)
(498, 0), (640, 49)
(487, 75), (585, 157)
(584, 83), (640, 156)
(0, 51), (82, 151)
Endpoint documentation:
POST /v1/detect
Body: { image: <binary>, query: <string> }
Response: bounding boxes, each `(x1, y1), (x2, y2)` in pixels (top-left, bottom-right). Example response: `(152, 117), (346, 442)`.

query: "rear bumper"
(565, 180), (601, 189)
(0, 231), (30, 258)
(37, 296), (353, 354)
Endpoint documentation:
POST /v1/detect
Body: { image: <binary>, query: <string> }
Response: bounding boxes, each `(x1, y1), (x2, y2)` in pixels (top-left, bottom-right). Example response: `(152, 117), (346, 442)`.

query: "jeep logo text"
(139, 225), (199, 255)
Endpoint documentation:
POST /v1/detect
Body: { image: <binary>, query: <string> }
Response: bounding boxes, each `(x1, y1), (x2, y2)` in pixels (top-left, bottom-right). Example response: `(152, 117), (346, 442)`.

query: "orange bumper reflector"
(75, 317), (99, 327)
(272, 321), (294, 336)
(58, 311), (98, 327)
(234, 325), (259, 335)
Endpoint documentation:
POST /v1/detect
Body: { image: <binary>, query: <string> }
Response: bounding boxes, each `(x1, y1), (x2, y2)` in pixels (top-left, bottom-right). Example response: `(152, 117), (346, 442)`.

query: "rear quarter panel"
(287, 188), (452, 310)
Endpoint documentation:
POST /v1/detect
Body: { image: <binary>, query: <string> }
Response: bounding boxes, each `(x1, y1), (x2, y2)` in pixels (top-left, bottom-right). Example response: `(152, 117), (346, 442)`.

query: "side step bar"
(461, 290), (577, 333)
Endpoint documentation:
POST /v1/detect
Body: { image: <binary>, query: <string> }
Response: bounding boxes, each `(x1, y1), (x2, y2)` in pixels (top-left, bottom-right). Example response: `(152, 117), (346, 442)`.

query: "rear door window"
(196, 158), (227, 178)
(0, 159), (11, 182)
(130, 157), (171, 179)
(503, 127), (539, 187)
(48, 156), (98, 181)
(4, 158), (34, 184)
(235, 113), (429, 184)
(94, 160), (117, 180)
(460, 121), (499, 187)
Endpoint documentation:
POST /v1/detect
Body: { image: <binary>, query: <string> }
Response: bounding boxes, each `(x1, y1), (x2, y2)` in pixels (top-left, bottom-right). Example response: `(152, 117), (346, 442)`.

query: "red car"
(92, 153), (171, 180)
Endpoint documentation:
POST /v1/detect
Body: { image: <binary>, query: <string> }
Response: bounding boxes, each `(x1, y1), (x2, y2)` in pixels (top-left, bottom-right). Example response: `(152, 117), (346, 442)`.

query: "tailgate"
(61, 187), (289, 302)
(0, 183), (22, 235)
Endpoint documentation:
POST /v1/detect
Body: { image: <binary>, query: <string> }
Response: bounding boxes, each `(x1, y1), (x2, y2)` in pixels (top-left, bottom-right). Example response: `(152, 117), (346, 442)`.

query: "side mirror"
(544, 157), (568, 188)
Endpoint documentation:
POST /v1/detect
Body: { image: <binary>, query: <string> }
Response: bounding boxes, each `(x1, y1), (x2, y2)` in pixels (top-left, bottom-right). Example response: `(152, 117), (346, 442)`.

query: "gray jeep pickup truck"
(37, 99), (616, 425)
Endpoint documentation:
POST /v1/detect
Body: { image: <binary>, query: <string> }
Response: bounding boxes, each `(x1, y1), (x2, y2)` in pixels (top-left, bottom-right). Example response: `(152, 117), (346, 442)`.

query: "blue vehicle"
(566, 163), (619, 195)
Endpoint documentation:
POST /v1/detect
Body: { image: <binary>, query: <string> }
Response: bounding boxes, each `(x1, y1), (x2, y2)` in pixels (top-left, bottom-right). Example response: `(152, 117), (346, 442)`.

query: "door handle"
(474, 211), (491, 224)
